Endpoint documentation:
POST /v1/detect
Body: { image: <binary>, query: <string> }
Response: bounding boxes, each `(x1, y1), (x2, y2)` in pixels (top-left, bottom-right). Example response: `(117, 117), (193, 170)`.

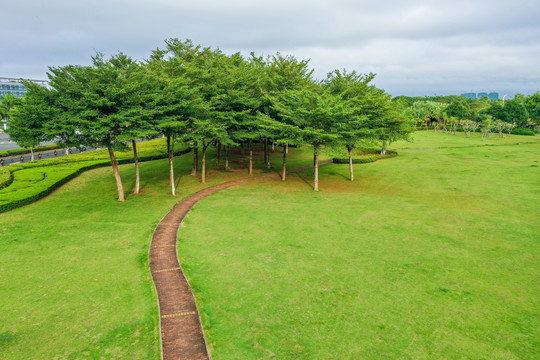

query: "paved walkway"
(149, 160), (332, 360)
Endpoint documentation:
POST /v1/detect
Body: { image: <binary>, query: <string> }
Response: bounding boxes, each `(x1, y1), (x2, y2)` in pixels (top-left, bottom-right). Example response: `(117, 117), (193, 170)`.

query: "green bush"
(0, 168), (12, 190)
(332, 150), (397, 164)
(511, 128), (536, 136)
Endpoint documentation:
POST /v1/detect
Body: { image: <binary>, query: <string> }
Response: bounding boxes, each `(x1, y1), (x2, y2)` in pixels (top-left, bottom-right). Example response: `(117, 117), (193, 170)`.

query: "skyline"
(2, 0), (539, 97)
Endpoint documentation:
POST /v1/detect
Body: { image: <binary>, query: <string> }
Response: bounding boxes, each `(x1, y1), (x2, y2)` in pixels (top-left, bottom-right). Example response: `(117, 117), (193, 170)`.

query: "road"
(0, 133), (55, 152)
(0, 146), (96, 166)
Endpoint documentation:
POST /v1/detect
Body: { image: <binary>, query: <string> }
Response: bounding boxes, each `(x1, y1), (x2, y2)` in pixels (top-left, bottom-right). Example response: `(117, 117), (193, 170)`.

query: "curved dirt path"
(149, 161), (332, 360)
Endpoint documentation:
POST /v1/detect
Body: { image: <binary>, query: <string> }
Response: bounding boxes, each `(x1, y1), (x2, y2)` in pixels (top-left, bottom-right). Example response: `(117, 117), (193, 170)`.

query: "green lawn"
(179, 133), (540, 359)
(1, 132), (538, 359)
(0, 145), (296, 359)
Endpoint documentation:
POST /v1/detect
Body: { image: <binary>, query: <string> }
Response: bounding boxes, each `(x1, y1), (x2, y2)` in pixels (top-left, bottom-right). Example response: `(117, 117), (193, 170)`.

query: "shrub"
(332, 150), (397, 164)
(0, 168), (12, 190)
(511, 128), (535, 136)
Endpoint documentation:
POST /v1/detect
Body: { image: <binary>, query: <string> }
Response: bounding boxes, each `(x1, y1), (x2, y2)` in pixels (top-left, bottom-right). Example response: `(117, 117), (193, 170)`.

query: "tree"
(523, 92), (540, 125)
(262, 53), (314, 180)
(462, 120), (473, 137)
(0, 94), (18, 124)
(208, 52), (265, 178)
(470, 120), (479, 134)
(145, 42), (208, 192)
(273, 84), (344, 191)
(505, 122), (516, 135)
(325, 70), (376, 181)
(6, 86), (50, 160)
(481, 118), (493, 139)
(116, 62), (159, 194)
(504, 99), (529, 127)
(493, 120), (506, 137)
(408, 101), (447, 129)
(446, 98), (471, 120)
(48, 53), (141, 201)
(371, 91), (413, 155)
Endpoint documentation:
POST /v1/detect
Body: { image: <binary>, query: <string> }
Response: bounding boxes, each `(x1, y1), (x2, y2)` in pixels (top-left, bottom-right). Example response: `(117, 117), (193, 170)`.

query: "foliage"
(511, 127), (536, 136)
(523, 92), (540, 123)
(446, 98), (471, 119)
(0, 94), (18, 121)
(5, 84), (49, 151)
(332, 149), (397, 163)
(407, 100), (448, 128)
(0, 167), (12, 189)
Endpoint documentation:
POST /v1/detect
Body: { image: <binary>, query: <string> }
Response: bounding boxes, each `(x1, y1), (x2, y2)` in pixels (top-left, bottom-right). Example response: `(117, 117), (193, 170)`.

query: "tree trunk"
(191, 141), (198, 176)
(225, 146), (229, 170)
(314, 148), (319, 191)
(240, 141), (245, 155)
(132, 140), (140, 194)
(266, 138), (271, 168)
(380, 141), (387, 155)
(202, 139), (207, 183)
(65, 147), (69, 155)
(282, 144), (287, 181)
(108, 146), (125, 201)
(216, 142), (221, 167)
(264, 138), (268, 164)
(30, 147), (34, 161)
(249, 140), (253, 175)
(348, 146), (354, 181)
(167, 136), (175, 196)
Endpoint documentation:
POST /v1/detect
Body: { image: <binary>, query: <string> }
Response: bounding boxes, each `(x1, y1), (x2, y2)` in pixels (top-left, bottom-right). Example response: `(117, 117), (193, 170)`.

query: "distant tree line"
(394, 93), (540, 132)
(4, 39), (412, 200)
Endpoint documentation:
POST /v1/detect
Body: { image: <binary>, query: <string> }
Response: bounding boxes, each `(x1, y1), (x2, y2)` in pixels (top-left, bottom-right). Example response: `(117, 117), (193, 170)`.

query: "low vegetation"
(0, 168), (12, 189)
(0, 138), (188, 212)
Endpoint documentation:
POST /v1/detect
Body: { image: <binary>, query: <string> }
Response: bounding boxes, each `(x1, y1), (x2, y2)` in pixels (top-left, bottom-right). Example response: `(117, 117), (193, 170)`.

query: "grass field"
(1, 132), (538, 359)
(179, 132), (540, 359)
(0, 145), (314, 359)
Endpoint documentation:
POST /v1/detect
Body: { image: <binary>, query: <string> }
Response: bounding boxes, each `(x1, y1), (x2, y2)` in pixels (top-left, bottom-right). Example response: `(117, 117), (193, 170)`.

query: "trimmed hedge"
(332, 150), (398, 164)
(0, 144), (59, 158)
(510, 128), (536, 136)
(0, 168), (12, 190)
(0, 147), (191, 213)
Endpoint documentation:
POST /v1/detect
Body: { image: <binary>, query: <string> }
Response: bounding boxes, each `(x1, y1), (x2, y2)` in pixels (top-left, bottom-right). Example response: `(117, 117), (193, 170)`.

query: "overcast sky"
(3, 0), (539, 97)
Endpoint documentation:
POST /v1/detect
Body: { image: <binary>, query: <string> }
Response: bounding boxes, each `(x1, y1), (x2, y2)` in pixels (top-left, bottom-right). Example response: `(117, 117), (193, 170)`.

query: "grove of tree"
(5, 38), (414, 197)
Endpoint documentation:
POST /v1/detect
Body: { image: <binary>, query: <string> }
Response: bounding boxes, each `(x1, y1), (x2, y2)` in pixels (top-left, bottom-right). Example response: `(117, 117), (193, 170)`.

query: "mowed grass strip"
(179, 133), (540, 359)
(0, 144), (306, 359)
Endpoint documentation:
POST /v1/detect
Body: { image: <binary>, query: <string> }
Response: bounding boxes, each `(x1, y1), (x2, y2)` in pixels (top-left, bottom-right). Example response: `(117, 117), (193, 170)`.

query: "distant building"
(461, 92), (477, 99)
(460, 91), (499, 100)
(488, 92), (499, 101)
(0, 77), (49, 98)
(477, 92), (488, 99)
